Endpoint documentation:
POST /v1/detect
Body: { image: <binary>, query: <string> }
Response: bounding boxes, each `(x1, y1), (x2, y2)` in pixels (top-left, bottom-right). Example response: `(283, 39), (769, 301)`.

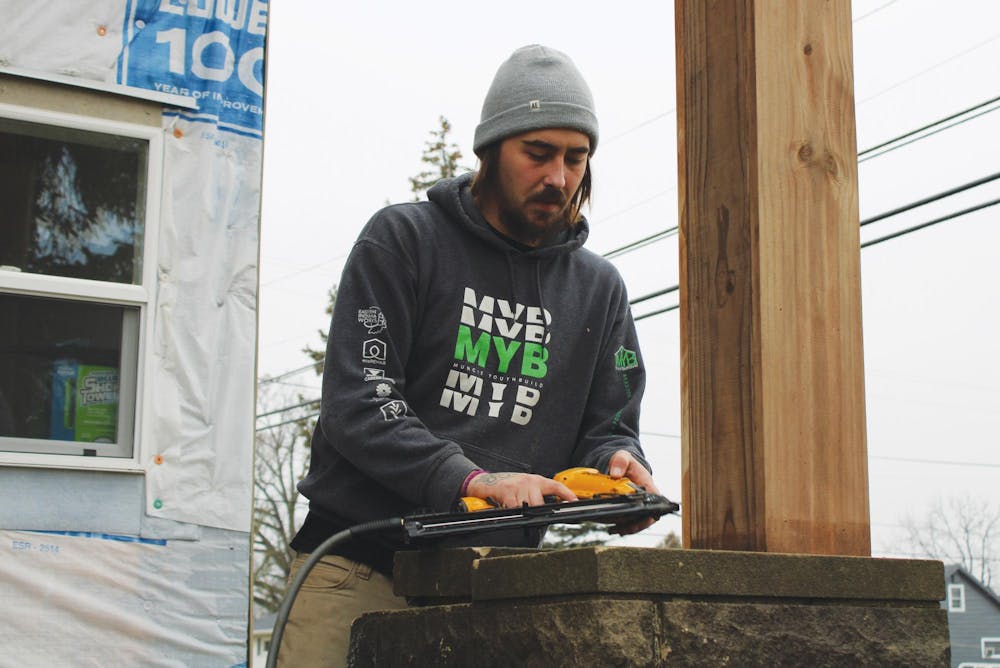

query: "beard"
(496, 186), (573, 247)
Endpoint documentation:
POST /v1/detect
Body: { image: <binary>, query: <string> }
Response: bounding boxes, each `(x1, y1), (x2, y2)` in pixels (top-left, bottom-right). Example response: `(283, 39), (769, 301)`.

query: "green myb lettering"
(521, 343), (548, 378)
(492, 336), (521, 373)
(454, 325), (490, 366)
(453, 325), (549, 378)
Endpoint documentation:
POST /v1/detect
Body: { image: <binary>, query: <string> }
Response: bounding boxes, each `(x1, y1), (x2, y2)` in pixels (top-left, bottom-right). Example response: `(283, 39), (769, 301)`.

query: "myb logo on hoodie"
(440, 287), (551, 425)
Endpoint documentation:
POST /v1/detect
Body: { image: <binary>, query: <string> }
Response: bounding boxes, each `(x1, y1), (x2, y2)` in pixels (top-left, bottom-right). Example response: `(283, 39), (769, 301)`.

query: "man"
(280, 44), (658, 666)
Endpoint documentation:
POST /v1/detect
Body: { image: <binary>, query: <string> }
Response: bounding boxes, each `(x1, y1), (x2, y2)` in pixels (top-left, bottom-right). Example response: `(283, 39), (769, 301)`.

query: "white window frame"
(947, 583), (966, 612)
(983, 638), (1000, 660)
(0, 101), (162, 472)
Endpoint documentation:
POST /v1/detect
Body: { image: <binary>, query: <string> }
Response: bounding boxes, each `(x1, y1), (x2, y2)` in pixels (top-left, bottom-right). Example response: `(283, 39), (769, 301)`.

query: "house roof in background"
(253, 612), (277, 636)
(945, 564), (1000, 610)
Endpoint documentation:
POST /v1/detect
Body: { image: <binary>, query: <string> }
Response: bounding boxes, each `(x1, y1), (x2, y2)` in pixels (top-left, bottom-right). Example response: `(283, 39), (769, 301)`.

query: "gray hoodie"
(295, 173), (648, 551)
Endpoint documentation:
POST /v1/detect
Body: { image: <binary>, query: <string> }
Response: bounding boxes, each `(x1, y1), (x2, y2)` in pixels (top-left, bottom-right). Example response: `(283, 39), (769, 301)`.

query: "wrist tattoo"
(477, 472), (518, 487)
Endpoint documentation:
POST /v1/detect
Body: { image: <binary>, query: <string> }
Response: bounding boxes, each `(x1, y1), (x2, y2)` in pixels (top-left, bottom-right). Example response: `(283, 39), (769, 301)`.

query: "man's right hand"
(465, 472), (577, 509)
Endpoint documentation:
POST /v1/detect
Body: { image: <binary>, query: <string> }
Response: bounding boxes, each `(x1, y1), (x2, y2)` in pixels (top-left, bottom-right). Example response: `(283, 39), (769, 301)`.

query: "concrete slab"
(469, 546), (944, 603)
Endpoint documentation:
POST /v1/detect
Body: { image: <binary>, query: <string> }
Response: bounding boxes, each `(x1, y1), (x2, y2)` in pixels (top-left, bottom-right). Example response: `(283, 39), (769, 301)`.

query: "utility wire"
(630, 284), (679, 306)
(860, 171), (1000, 228)
(858, 31), (1000, 106)
(858, 94), (1000, 163)
(861, 196), (1000, 248)
(600, 96), (1000, 250)
(853, 0), (899, 23)
(261, 251), (350, 287)
(602, 111), (675, 146)
(635, 303), (680, 322)
(256, 397), (320, 420)
(871, 455), (1000, 469)
(257, 411), (320, 432)
(259, 362), (321, 385)
(632, 189), (1000, 322)
(591, 189), (674, 228)
(642, 431), (682, 439)
(604, 226), (678, 259)
(605, 109), (1000, 265)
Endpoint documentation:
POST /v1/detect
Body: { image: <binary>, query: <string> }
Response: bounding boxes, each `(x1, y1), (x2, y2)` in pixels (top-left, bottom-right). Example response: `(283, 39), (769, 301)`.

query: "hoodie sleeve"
(570, 285), (651, 478)
(317, 216), (479, 512)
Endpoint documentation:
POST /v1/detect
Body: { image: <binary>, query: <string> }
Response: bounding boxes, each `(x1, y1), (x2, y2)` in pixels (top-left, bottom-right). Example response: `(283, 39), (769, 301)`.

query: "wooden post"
(675, 0), (870, 555)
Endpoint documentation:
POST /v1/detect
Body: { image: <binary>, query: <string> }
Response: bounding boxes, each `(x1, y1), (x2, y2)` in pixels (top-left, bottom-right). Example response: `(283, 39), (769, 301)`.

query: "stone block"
(349, 599), (659, 667)
(349, 597), (949, 667)
(656, 600), (950, 667)
(352, 547), (950, 667)
(470, 546), (944, 603)
(393, 547), (538, 604)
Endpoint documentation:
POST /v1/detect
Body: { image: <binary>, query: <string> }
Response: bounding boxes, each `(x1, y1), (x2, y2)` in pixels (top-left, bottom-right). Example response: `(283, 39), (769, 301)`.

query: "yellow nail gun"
(403, 467), (676, 542)
(458, 467), (647, 512)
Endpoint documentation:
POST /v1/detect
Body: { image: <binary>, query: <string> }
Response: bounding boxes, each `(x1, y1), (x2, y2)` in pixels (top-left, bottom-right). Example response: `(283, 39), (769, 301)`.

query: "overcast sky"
(257, 0), (1000, 554)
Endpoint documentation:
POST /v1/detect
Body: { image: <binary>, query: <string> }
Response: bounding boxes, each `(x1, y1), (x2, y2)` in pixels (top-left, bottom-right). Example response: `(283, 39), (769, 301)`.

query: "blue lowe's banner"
(118, 0), (266, 137)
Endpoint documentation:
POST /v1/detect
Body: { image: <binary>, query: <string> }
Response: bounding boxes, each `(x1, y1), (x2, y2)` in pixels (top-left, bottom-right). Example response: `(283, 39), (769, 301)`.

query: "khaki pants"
(275, 552), (408, 668)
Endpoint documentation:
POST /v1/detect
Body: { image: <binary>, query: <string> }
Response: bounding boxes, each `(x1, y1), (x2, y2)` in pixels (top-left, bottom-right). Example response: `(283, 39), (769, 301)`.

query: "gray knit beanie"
(474, 45), (599, 156)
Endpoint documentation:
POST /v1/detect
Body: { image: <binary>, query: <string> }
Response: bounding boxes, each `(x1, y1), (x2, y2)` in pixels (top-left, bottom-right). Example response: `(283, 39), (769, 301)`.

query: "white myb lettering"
(462, 287), (551, 341)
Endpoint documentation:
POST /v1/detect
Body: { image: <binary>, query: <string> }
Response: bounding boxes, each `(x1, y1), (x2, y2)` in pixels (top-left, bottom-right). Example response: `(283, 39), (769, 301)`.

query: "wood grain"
(675, 0), (870, 555)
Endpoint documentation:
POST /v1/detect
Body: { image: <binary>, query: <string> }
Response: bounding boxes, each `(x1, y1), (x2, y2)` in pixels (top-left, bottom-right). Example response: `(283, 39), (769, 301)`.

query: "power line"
(606, 112), (1000, 265)
(635, 303), (679, 322)
(261, 251), (350, 288)
(860, 171), (1000, 228)
(871, 455), (1000, 469)
(630, 285), (679, 306)
(602, 111), (675, 146)
(602, 102), (1000, 263)
(853, 0), (900, 23)
(591, 189), (674, 228)
(256, 397), (320, 420)
(858, 94), (1000, 163)
(259, 362), (321, 385)
(858, 31), (1000, 106)
(861, 196), (1000, 248)
(604, 226), (678, 259)
(632, 197), (1000, 322)
(257, 411), (319, 432)
(642, 431), (681, 439)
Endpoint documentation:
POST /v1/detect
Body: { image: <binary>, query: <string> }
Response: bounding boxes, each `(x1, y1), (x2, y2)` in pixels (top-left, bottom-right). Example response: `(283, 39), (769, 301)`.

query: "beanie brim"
(474, 101), (599, 156)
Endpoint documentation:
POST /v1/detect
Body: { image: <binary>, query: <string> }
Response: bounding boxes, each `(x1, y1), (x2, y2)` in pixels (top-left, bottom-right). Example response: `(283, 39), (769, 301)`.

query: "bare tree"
(542, 522), (610, 548)
(901, 496), (999, 590)
(252, 384), (315, 612)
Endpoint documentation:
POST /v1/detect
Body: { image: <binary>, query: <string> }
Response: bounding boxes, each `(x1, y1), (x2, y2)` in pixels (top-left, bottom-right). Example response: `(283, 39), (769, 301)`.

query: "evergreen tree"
(408, 116), (469, 201)
(302, 286), (337, 375)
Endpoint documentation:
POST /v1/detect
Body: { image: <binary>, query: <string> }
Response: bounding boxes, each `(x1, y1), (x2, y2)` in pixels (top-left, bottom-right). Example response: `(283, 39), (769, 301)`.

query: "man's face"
(484, 128), (591, 247)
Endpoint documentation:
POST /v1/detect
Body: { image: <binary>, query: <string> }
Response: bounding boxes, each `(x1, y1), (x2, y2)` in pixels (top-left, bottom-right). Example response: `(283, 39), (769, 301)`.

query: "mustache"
(527, 187), (567, 207)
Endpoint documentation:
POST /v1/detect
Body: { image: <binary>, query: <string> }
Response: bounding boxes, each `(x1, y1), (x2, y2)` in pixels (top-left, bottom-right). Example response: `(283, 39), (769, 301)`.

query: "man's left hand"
(607, 449), (661, 535)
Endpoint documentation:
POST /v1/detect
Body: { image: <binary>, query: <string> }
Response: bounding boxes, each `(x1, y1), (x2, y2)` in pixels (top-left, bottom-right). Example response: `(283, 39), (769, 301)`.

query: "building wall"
(0, 42), (254, 668)
(945, 572), (1000, 667)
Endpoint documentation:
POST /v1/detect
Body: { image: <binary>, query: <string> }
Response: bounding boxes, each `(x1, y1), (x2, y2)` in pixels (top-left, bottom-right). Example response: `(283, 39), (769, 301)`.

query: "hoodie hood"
(427, 172), (589, 258)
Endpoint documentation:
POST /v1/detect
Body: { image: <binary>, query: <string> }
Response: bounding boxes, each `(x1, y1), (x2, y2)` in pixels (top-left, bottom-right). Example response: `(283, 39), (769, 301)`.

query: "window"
(0, 103), (160, 466)
(984, 638), (1000, 659)
(947, 583), (966, 612)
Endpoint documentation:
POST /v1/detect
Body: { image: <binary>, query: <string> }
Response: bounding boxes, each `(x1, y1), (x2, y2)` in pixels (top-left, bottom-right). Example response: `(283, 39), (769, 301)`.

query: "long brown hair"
(471, 141), (593, 225)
